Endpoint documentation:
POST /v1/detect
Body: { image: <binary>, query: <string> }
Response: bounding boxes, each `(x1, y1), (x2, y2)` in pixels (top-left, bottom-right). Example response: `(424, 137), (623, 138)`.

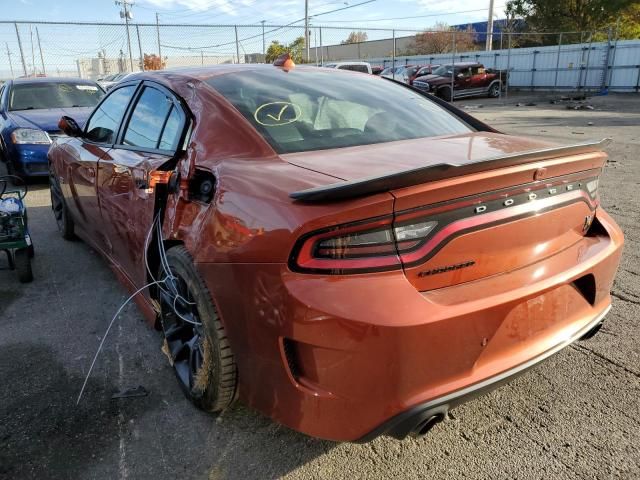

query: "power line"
(161, 0), (376, 51)
(317, 6), (506, 23)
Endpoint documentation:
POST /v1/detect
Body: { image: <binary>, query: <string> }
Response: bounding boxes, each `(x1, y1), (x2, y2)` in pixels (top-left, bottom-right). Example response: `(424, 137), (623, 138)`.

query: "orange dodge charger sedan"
(48, 61), (623, 442)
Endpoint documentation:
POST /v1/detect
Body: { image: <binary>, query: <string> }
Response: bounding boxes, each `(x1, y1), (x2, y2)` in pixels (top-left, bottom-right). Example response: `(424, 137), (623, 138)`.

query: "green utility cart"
(0, 176), (33, 283)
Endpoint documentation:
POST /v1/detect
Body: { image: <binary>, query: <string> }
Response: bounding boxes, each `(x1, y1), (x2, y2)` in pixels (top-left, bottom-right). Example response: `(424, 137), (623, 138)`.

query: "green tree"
(265, 41), (287, 63)
(615, 3), (640, 39)
(265, 37), (305, 64)
(505, 0), (636, 33)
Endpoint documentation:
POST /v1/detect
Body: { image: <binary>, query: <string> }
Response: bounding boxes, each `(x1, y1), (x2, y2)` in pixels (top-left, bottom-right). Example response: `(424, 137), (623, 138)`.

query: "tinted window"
(9, 82), (104, 111)
(158, 107), (183, 151)
(338, 64), (368, 73)
(123, 87), (173, 149)
(85, 85), (136, 144)
(207, 69), (471, 154)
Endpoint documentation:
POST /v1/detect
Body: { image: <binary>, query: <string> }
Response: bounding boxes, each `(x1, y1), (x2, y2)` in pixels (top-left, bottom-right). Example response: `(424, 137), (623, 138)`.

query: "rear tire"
(14, 248), (33, 283)
(49, 172), (75, 240)
(438, 86), (453, 102)
(159, 246), (237, 412)
(488, 82), (501, 98)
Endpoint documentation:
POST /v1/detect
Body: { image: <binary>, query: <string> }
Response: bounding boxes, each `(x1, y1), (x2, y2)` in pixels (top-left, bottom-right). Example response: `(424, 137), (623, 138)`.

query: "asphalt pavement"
(0, 92), (638, 480)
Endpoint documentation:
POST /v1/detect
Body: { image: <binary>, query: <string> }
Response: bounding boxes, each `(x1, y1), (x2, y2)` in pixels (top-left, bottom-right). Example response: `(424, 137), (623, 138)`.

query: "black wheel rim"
(159, 271), (205, 394)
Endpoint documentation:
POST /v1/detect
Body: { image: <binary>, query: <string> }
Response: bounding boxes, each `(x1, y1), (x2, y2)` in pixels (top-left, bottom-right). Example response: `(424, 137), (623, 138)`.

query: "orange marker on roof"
(273, 52), (295, 70)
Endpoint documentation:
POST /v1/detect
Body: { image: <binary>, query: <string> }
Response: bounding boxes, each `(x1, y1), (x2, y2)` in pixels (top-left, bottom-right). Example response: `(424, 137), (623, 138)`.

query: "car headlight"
(11, 128), (52, 145)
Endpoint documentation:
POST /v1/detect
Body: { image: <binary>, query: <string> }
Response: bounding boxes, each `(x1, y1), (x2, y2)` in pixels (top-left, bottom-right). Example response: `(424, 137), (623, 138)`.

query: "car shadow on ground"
(0, 342), (159, 480)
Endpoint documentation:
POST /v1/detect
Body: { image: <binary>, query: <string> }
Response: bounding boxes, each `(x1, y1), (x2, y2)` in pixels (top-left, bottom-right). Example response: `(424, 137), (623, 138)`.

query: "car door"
(470, 65), (488, 92)
(97, 82), (188, 288)
(456, 67), (473, 91)
(59, 84), (138, 250)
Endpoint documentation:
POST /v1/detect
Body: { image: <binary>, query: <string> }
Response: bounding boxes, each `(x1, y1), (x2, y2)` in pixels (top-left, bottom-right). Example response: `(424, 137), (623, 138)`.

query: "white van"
(323, 61), (373, 74)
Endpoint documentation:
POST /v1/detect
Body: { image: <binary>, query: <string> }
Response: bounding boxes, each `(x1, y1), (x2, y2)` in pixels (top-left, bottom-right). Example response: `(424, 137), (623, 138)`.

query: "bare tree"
(411, 23), (478, 54)
(341, 31), (369, 44)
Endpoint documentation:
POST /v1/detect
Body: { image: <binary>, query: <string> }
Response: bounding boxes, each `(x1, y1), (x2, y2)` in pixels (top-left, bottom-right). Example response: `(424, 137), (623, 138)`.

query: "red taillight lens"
(291, 216), (438, 274)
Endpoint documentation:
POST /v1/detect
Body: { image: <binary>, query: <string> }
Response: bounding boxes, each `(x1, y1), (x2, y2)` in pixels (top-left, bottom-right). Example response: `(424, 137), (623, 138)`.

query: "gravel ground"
(0, 92), (638, 480)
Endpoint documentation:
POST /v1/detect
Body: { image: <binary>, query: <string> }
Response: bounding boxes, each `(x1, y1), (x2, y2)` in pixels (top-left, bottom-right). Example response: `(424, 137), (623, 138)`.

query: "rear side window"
(85, 85), (136, 144)
(123, 86), (174, 150)
(206, 68), (471, 154)
(158, 107), (183, 151)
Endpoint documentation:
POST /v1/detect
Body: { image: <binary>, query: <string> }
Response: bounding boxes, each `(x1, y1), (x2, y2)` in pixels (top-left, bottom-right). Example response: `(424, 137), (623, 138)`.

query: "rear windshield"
(9, 82), (104, 111)
(206, 68), (471, 154)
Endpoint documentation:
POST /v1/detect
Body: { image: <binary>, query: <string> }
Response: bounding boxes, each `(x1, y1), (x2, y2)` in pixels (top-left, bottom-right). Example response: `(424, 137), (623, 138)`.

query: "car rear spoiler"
(289, 138), (611, 203)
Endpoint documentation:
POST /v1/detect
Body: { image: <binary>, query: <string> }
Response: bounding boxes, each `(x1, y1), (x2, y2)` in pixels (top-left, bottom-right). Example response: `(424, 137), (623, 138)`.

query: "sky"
(1, 0), (505, 78)
(11, 0), (504, 29)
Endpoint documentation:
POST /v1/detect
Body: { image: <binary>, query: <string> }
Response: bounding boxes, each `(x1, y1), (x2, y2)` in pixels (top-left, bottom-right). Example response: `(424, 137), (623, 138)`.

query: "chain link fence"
(1, 21), (638, 93)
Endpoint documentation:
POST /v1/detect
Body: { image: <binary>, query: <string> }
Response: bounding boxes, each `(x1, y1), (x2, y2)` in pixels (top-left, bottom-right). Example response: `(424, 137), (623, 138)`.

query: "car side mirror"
(59, 116), (82, 137)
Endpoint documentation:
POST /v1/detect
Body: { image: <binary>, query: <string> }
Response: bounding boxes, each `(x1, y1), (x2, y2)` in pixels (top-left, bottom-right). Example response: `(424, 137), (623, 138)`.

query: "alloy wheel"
(159, 271), (207, 395)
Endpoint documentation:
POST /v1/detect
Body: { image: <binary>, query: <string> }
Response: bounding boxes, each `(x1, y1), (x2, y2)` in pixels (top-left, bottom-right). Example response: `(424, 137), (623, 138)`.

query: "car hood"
(281, 132), (555, 182)
(414, 74), (446, 83)
(8, 107), (93, 132)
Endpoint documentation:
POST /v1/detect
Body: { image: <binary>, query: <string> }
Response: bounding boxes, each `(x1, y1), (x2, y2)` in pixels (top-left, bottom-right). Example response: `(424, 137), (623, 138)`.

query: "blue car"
(0, 77), (104, 177)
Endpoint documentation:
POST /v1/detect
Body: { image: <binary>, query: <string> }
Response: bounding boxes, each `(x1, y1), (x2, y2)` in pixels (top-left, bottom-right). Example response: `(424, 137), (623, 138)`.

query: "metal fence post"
(583, 33), (593, 91)
(14, 22), (27, 76)
(451, 30), (456, 102)
(607, 27), (619, 90)
(392, 29), (396, 79)
(531, 49), (538, 91)
(156, 13), (162, 60)
(5, 42), (14, 77)
(234, 25), (240, 64)
(320, 27), (323, 65)
(314, 28), (318, 66)
(505, 33), (511, 99)
(136, 25), (144, 71)
(553, 32), (562, 92)
(36, 27), (46, 75)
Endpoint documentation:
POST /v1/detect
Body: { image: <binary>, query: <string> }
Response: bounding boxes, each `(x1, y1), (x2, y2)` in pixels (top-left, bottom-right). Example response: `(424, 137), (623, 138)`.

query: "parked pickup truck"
(412, 62), (508, 101)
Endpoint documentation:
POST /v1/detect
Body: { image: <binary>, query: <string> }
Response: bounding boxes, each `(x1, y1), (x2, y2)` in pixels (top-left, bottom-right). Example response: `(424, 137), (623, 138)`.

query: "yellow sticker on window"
(254, 102), (302, 127)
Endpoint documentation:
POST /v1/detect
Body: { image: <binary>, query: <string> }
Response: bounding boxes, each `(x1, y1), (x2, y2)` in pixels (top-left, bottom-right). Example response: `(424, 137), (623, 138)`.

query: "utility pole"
(304, 0), (309, 62)
(14, 23), (27, 77)
(136, 24), (144, 71)
(5, 43), (14, 77)
(156, 12), (162, 61)
(261, 20), (265, 58)
(486, 0), (495, 51)
(116, 0), (135, 71)
(36, 27), (46, 75)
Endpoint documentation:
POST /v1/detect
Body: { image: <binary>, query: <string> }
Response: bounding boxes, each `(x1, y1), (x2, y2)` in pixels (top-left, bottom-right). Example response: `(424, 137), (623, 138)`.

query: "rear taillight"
(290, 216), (438, 274)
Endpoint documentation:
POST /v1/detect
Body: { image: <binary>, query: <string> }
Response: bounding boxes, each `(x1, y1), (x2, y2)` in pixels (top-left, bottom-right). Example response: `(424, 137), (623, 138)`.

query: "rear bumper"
(356, 303), (610, 442)
(197, 209), (624, 441)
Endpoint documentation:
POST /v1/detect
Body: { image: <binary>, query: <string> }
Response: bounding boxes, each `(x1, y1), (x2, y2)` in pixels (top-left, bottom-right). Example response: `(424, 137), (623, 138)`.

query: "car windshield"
(206, 68), (472, 154)
(432, 65), (453, 76)
(9, 82), (104, 111)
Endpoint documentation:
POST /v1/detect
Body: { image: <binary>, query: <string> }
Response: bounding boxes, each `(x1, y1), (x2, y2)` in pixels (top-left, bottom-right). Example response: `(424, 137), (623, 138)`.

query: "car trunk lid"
(286, 132), (607, 291)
